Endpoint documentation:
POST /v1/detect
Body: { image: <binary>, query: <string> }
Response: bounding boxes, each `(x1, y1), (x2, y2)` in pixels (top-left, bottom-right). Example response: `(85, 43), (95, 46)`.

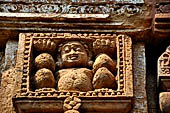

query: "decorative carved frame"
(13, 33), (133, 113)
(158, 45), (170, 91)
(0, 0), (144, 20)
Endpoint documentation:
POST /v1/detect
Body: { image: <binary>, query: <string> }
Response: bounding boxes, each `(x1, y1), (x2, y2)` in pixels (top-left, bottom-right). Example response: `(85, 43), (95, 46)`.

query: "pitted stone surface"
(33, 39), (57, 53)
(34, 53), (55, 72)
(93, 53), (117, 73)
(0, 68), (16, 113)
(12, 33), (133, 113)
(0, 40), (18, 113)
(63, 96), (81, 112)
(57, 68), (93, 92)
(34, 68), (55, 89)
(92, 67), (116, 89)
(159, 92), (170, 113)
(0, 51), (5, 82)
(130, 43), (148, 113)
(4, 40), (18, 70)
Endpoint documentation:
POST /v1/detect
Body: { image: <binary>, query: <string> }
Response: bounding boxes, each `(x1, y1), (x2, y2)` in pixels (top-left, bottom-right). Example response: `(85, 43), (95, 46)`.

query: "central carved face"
(61, 41), (88, 68)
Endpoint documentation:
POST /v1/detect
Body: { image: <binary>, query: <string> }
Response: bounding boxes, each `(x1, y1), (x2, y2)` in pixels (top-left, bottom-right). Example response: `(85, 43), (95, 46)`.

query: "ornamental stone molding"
(158, 45), (170, 113)
(0, 0), (144, 15)
(13, 33), (133, 113)
(158, 45), (170, 92)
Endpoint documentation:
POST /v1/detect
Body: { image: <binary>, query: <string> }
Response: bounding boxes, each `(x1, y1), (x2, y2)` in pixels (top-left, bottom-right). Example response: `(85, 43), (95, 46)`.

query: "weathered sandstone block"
(34, 68), (55, 89)
(34, 53), (56, 72)
(92, 67), (116, 89)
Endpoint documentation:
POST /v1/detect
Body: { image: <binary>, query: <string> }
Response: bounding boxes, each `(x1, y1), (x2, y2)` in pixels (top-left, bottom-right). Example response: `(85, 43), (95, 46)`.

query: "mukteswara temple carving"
(0, 4), (141, 15)
(0, 0), (144, 16)
(1, 0), (144, 3)
(13, 33), (133, 113)
(158, 45), (170, 113)
(158, 45), (170, 92)
(158, 45), (170, 76)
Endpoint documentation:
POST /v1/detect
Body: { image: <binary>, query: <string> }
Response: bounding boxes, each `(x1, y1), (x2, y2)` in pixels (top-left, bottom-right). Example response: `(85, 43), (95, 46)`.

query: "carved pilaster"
(130, 43), (148, 113)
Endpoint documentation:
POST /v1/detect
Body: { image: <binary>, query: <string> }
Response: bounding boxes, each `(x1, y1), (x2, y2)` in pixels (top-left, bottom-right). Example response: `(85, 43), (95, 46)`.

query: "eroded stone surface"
(0, 68), (16, 113)
(34, 53), (56, 72)
(158, 45), (170, 113)
(159, 92), (170, 113)
(92, 67), (116, 89)
(63, 96), (81, 112)
(158, 45), (170, 91)
(13, 33), (133, 113)
(0, 51), (5, 83)
(4, 40), (18, 70)
(34, 68), (55, 89)
(0, 40), (18, 113)
(93, 53), (117, 73)
(130, 43), (148, 113)
(33, 39), (56, 53)
(57, 68), (93, 92)
(58, 41), (88, 68)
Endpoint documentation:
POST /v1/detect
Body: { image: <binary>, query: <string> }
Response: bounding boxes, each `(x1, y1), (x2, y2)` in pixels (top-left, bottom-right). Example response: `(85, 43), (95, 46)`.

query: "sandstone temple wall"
(0, 0), (170, 113)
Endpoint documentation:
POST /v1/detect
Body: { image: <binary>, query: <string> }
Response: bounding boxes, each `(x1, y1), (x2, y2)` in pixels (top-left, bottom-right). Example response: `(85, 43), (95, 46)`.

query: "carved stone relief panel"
(158, 45), (170, 113)
(13, 33), (133, 113)
(0, 0), (144, 17)
(158, 45), (170, 91)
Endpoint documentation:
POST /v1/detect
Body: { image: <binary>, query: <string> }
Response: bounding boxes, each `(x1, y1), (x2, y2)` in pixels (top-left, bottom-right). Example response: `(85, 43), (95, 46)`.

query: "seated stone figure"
(56, 41), (93, 92)
(56, 41), (117, 92)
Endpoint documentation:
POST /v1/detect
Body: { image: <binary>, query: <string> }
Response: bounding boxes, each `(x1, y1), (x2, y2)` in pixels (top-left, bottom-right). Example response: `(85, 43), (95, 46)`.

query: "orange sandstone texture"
(34, 68), (55, 89)
(92, 67), (116, 89)
(34, 53), (56, 72)
(93, 53), (117, 73)
(57, 68), (93, 92)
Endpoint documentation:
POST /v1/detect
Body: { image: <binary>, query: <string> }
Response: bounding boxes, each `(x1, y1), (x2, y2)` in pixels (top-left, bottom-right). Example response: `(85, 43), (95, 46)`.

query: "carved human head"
(58, 41), (89, 68)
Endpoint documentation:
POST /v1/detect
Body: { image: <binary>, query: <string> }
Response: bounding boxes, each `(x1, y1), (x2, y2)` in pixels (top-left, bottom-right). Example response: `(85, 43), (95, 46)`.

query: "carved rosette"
(13, 33), (133, 113)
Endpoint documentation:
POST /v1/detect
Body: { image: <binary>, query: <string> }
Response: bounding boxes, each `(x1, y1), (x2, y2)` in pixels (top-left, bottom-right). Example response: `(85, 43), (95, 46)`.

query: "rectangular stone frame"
(13, 33), (133, 113)
(158, 46), (170, 91)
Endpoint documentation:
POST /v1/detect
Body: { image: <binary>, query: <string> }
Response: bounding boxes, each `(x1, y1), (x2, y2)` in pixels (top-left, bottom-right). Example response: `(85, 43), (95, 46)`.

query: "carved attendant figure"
(59, 41), (89, 68)
(56, 41), (117, 92)
(56, 41), (93, 92)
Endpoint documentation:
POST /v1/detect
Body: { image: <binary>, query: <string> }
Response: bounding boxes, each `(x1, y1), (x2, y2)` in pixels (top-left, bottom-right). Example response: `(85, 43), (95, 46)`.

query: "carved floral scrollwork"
(158, 45), (170, 75)
(157, 4), (170, 14)
(0, 3), (142, 16)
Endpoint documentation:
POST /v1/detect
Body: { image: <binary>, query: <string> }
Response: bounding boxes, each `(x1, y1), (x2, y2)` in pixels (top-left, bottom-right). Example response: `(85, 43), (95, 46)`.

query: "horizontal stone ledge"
(155, 13), (170, 18)
(0, 27), (148, 33)
(0, 13), (110, 19)
(14, 99), (132, 113)
(0, 21), (133, 29)
(0, 0), (144, 4)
